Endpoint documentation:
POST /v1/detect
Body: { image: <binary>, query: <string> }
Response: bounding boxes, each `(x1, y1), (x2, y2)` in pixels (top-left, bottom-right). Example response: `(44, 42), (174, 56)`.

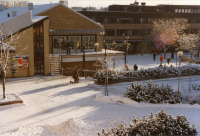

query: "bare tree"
(177, 34), (198, 59)
(151, 18), (188, 59)
(0, 23), (26, 99)
(0, 0), (28, 8)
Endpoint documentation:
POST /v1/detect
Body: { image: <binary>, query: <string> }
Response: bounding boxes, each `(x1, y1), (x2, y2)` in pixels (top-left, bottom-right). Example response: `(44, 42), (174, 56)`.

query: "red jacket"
(160, 56), (163, 61)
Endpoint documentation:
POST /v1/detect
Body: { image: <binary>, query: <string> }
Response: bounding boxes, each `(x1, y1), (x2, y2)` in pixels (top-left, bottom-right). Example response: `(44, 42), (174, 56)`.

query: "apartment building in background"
(79, 1), (200, 53)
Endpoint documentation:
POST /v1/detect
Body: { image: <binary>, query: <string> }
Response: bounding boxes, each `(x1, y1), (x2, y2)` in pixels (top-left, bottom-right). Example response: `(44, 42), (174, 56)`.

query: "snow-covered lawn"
(0, 53), (200, 136)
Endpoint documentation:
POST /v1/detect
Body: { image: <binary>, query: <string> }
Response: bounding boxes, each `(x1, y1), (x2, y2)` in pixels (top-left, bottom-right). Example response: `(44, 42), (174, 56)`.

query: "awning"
(49, 29), (100, 34)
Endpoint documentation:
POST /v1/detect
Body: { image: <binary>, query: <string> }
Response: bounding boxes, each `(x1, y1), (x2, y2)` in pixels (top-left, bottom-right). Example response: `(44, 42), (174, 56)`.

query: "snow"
(0, 3), (59, 23)
(0, 94), (22, 103)
(0, 53), (200, 136)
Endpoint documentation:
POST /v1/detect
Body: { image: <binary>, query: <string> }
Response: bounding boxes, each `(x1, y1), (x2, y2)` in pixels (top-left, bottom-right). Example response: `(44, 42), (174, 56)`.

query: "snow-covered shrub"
(94, 65), (200, 82)
(184, 93), (200, 105)
(98, 109), (198, 136)
(124, 80), (182, 104)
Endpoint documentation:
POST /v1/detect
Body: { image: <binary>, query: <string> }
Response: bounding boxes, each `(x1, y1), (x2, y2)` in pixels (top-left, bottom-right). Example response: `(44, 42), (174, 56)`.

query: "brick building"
(79, 0), (200, 53)
(0, 2), (110, 77)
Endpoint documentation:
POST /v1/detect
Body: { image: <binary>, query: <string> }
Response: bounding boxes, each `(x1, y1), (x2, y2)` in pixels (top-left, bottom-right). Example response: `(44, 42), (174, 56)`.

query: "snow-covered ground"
(0, 53), (200, 136)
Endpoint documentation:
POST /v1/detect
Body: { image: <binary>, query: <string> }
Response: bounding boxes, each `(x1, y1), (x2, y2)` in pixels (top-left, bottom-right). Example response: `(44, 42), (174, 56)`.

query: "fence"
(62, 68), (96, 78)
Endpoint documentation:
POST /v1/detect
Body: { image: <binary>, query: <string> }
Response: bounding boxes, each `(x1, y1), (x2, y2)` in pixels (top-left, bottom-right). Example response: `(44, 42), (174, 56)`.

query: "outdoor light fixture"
(177, 50), (183, 96)
(94, 43), (99, 71)
(177, 51), (183, 57)
(100, 30), (105, 36)
(94, 43), (99, 47)
(175, 48), (179, 68)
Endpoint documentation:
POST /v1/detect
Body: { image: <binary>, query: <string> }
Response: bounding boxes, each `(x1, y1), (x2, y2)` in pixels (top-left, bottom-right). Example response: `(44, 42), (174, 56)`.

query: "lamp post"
(123, 40), (127, 65)
(126, 36), (129, 55)
(83, 43), (85, 70)
(94, 43), (99, 71)
(177, 51), (183, 96)
(112, 41), (116, 69)
(175, 48), (179, 68)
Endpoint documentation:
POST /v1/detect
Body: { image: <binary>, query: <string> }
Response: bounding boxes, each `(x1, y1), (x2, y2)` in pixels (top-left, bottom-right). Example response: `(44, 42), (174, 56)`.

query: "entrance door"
(34, 24), (44, 75)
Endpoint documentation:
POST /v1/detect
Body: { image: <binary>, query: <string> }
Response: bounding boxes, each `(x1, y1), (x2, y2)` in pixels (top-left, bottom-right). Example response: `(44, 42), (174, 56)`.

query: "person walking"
(74, 41), (79, 54)
(171, 50), (174, 59)
(153, 52), (156, 61)
(134, 64), (138, 70)
(160, 55), (163, 65)
(66, 41), (71, 55)
(157, 49), (160, 55)
(167, 57), (170, 65)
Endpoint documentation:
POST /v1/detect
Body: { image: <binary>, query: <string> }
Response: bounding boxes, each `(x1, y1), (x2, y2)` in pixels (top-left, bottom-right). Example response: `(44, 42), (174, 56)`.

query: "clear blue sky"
(31, 0), (200, 7)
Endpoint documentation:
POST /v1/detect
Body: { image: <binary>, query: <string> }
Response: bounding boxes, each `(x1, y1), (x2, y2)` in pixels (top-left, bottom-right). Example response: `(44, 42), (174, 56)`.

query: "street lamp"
(94, 43), (99, 71)
(112, 41), (116, 69)
(123, 40), (127, 65)
(126, 36), (129, 55)
(83, 43), (85, 70)
(175, 48), (179, 68)
(177, 51), (183, 96)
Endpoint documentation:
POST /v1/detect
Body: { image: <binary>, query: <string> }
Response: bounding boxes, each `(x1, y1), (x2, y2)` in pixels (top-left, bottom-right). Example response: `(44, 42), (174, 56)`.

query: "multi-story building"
(79, 0), (200, 53)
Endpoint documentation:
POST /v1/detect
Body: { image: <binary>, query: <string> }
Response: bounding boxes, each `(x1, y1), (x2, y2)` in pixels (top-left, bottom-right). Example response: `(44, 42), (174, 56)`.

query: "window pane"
(105, 29), (115, 36)
(185, 9), (188, 13)
(40, 25), (43, 33)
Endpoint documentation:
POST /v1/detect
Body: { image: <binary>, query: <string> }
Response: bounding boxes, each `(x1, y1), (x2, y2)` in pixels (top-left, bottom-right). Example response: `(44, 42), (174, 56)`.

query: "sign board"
(13, 58), (23, 67)
(23, 59), (28, 67)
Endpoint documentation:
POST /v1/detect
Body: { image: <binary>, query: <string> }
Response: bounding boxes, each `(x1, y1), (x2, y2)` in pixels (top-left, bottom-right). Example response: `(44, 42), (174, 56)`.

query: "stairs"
(49, 54), (60, 76)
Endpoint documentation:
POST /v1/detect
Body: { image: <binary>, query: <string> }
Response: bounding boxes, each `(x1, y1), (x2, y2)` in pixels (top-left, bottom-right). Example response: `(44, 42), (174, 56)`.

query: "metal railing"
(62, 68), (96, 78)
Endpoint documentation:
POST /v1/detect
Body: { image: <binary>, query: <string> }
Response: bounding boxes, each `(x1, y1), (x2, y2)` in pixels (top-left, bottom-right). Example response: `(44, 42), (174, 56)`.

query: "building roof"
(0, 3), (103, 28)
(0, 3), (58, 24)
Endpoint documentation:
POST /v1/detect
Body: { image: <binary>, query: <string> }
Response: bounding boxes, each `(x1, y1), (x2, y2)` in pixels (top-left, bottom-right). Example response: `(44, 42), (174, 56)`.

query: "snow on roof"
(32, 16), (48, 23)
(0, 3), (58, 24)
(0, 3), (103, 29)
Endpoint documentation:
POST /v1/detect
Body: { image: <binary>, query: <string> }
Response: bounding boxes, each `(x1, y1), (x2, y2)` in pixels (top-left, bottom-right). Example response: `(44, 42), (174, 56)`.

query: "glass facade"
(34, 24), (44, 75)
(52, 35), (96, 54)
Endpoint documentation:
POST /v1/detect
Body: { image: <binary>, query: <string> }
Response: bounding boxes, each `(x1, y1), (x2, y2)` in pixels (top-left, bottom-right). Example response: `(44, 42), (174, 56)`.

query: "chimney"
(59, 0), (68, 6)
(141, 2), (146, 6)
(0, 4), (3, 12)
(28, 3), (33, 10)
(12, 11), (17, 17)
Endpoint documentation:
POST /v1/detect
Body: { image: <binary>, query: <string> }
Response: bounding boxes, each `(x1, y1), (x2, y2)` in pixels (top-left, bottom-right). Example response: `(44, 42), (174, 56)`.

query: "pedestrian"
(160, 55), (163, 65)
(153, 52), (156, 61)
(73, 67), (79, 83)
(171, 50), (174, 59)
(167, 57), (170, 65)
(134, 64), (138, 70)
(74, 41), (79, 54)
(66, 41), (71, 55)
(157, 49), (160, 55)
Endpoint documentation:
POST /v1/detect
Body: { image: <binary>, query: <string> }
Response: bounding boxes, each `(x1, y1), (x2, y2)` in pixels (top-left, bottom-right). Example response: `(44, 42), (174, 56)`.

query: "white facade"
(1, 11), (32, 35)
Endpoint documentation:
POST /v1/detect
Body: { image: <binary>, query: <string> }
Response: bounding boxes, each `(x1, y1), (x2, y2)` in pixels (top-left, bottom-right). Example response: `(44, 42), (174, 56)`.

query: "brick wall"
(6, 26), (34, 78)
(38, 5), (103, 53)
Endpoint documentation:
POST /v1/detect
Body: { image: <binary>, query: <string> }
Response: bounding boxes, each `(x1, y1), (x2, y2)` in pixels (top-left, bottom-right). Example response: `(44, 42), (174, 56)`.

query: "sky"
(31, 0), (200, 8)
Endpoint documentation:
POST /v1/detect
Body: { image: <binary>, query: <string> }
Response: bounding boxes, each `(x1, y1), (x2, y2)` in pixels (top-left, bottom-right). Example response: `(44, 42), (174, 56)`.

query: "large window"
(82, 36), (95, 49)
(133, 18), (140, 23)
(120, 18), (132, 23)
(68, 36), (81, 50)
(53, 36), (67, 54)
(34, 24), (44, 75)
(105, 29), (115, 36)
(132, 29), (146, 36)
(116, 29), (131, 36)
(108, 18), (117, 23)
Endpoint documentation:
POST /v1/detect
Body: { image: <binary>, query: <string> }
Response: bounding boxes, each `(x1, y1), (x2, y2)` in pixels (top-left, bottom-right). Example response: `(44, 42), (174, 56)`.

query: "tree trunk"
(2, 70), (6, 99)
